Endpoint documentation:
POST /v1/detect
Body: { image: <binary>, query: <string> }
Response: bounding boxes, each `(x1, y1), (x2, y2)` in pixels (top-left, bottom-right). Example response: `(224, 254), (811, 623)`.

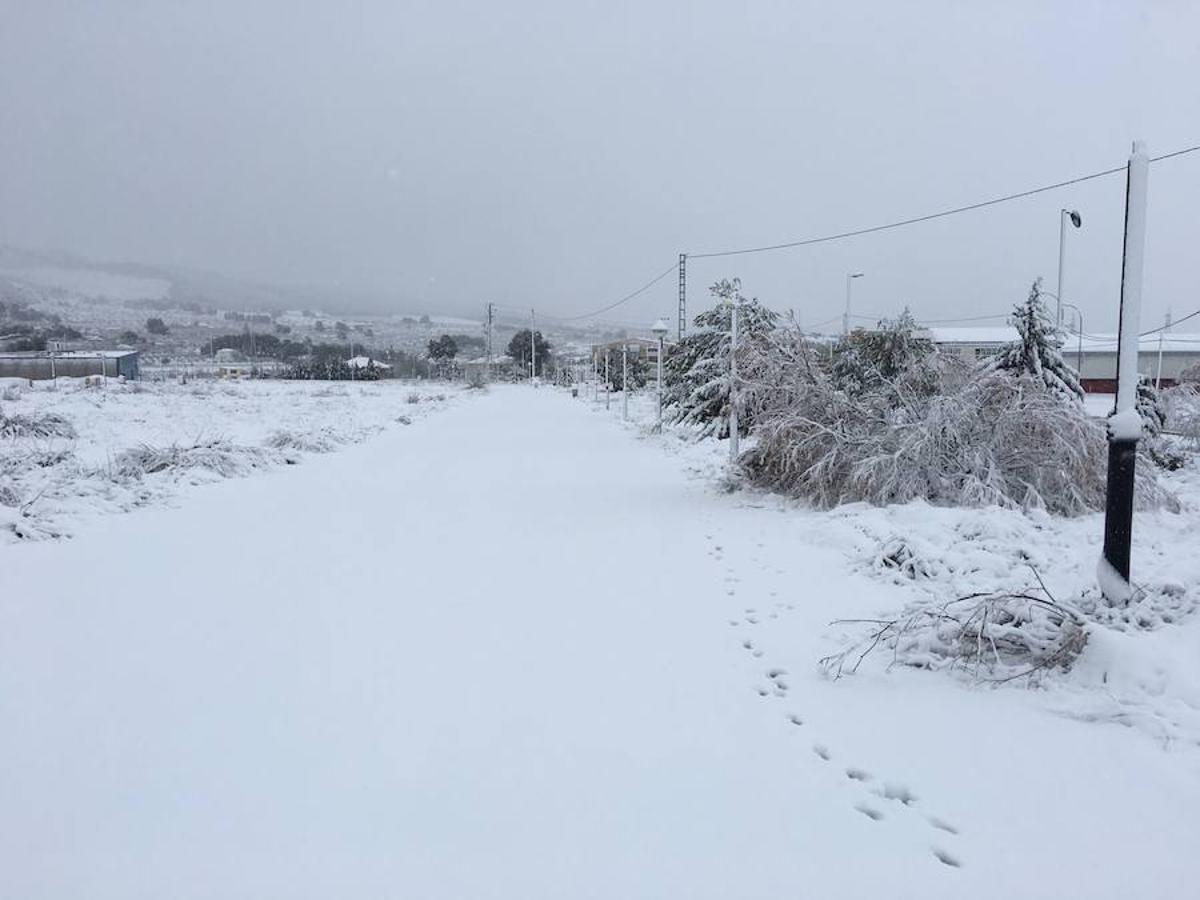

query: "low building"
(0, 349), (140, 381)
(346, 355), (393, 372)
(926, 327), (1200, 392)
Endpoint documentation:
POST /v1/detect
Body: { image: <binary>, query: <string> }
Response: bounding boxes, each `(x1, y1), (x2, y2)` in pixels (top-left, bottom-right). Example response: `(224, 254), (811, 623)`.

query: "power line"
(556, 262), (679, 322)
(688, 145), (1200, 261)
(1140, 307), (1200, 336)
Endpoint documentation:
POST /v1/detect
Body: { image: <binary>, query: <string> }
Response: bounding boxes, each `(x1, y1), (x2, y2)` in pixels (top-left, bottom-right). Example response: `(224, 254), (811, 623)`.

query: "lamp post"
(1062, 301), (1085, 379)
(1057, 209), (1082, 329)
(651, 318), (669, 432)
(843, 272), (864, 335)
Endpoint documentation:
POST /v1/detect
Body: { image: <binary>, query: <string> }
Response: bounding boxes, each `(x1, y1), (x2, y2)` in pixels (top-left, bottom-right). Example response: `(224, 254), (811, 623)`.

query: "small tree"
(507, 329), (552, 376)
(831, 309), (936, 397)
(663, 278), (778, 438)
(427, 334), (459, 360)
(145, 317), (169, 335)
(987, 279), (1083, 402)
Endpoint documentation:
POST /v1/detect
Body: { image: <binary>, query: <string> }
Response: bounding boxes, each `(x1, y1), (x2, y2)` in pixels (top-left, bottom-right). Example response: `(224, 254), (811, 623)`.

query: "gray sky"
(1, 0), (1197, 330)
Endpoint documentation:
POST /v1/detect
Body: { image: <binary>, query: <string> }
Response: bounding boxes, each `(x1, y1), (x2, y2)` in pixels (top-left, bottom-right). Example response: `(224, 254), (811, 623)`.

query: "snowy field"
(2, 382), (1200, 898)
(0, 376), (457, 542)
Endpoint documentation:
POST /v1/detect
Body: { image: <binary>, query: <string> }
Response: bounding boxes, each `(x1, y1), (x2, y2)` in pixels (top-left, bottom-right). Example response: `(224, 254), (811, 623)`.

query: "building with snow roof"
(0, 349), (139, 381)
(926, 326), (1200, 391)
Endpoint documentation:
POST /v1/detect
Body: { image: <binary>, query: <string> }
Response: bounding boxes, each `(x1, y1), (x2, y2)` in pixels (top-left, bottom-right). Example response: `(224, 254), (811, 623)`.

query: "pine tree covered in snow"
(663, 278), (778, 438)
(987, 279), (1083, 402)
(1136, 376), (1168, 438)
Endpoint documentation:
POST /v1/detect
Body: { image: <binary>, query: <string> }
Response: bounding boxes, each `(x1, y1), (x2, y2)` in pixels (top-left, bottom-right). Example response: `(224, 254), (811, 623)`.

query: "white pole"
(1056, 211), (1067, 330)
(530, 309), (536, 383)
(729, 295), (739, 459)
(622, 346), (631, 418)
(604, 353), (610, 410)
(842, 274), (851, 336)
(656, 335), (664, 431)
(1155, 311), (1171, 389)
(1114, 144), (1150, 418)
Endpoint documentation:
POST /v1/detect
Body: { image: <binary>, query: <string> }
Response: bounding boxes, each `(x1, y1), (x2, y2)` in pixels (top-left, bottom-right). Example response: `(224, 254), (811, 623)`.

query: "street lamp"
(843, 272), (864, 335)
(1061, 301), (1085, 379)
(1057, 209), (1082, 329)
(651, 318), (669, 431)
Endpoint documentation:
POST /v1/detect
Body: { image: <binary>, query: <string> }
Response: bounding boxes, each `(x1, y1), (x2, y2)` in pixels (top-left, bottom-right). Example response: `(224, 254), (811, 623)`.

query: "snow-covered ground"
(0, 377), (456, 542)
(2, 382), (1199, 898)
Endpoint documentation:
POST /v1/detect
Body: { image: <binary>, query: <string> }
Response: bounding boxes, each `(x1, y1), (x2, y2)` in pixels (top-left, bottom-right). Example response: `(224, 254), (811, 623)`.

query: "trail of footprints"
(712, 529), (964, 871)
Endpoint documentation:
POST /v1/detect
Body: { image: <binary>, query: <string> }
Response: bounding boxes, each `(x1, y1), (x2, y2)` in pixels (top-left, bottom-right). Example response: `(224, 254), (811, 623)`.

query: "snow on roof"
(0, 349), (138, 359)
(926, 327), (1200, 354)
(345, 355), (392, 369)
(925, 327), (1019, 345)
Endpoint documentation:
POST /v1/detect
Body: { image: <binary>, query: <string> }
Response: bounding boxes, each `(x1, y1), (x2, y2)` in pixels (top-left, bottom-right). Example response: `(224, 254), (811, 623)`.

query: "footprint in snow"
(854, 804), (884, 821)
(845, 767), (872, 782)
(928, 817), (959, 835)
(932, 848), (962, 868)
(875, 782), (918, 806)
(813, 744), (831, 761)
(787, 714), (803, 726)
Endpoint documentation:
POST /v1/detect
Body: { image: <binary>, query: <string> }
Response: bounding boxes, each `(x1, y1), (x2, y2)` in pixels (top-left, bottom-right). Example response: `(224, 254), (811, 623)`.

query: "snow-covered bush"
(0, 407), (77, 439)
(663, 278), (778, 438)
(265, 429), (340, 453)
(830, 309), (937, 397)
(113, 440), (276, 479)
(821, 589), (1088, 684)
(1163, 384), (1200, 450)
(744, 363), (1109, 514)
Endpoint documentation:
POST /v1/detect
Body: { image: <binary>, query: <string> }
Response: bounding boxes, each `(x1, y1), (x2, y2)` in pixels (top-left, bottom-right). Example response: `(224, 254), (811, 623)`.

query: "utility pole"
(622, 344), (629, 421)
(728, 292), (739, 460)
(604, 352), (610, 410)
(530, 308), (536, 383)
(843, 272), (863, 335)
(678, 253), (687, 341)
(1101, 141), (1149, 605)
(1155, 310), (1171, 389)
(486, 302), (494, 380)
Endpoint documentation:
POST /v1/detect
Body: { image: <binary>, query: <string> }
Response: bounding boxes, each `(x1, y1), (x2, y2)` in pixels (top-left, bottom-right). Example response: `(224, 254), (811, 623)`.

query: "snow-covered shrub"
(663, 278), (779, 438)
(821, 590), (1088, 684)
(113, 440), (275, 479)
(465, 370), (487, 390)
(984, 279), (1083, 402)
(0, 407), (77, 439)
(1163, 384), (1200, 450)
(831, 309), (937, 397)
(1, 384), (21, 402)
(744, 333), (1113, 515)
(265, 429), (339, 453)
(406, 392), (421, 404)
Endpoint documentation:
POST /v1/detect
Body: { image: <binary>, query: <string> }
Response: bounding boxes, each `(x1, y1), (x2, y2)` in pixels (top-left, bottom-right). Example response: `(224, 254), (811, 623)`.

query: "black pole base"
(1101, 437), (1138, 587)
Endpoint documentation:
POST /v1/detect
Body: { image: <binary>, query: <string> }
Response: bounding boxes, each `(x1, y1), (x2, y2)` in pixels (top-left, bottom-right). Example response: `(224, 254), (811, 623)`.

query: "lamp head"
(1066, 209), (1082, 228)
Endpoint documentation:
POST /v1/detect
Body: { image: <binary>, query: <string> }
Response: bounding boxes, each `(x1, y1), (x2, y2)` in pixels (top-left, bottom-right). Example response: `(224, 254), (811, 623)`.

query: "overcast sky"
(1, 0), (1197, 330)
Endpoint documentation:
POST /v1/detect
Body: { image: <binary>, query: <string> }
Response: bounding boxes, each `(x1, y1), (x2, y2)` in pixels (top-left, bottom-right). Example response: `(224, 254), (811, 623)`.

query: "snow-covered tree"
(830, 309), (936, 397)
(987, 279), (1083, 402)
(1136, 376), (1167, 438)
(663, 278), (778, 438)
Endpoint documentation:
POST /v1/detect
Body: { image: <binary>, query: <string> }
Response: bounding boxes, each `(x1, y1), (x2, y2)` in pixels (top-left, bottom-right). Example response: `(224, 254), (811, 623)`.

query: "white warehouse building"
(926, 327), (1200, 393)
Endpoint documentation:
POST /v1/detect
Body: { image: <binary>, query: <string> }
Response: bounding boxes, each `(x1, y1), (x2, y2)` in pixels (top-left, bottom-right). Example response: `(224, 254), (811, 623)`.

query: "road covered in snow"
(3, 384), (1199, 899)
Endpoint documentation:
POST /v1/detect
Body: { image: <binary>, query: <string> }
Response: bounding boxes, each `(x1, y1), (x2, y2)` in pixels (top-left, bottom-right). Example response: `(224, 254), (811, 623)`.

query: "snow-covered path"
(3, 385), (1198, 898)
